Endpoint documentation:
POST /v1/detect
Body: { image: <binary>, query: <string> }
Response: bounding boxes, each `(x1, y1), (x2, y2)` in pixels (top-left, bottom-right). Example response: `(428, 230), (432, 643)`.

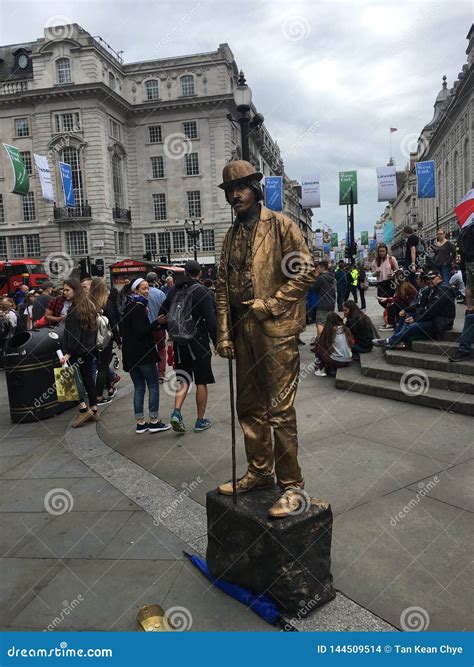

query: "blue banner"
(59, 161), (75, 207)
(416, 160), (436, 198)
(264, 176), (283, 212)
(369, 238), (376, 252)
(0, 632), (472, 666)
(323, 242), (331, 254)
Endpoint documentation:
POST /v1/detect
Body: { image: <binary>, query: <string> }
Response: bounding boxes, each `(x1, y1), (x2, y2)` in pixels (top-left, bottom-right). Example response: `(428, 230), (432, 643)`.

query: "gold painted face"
(225, 183), (255, 216)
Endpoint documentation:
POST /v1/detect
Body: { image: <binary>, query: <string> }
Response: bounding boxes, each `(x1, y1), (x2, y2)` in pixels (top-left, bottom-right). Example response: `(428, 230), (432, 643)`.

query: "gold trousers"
(233, 313), (304, 489)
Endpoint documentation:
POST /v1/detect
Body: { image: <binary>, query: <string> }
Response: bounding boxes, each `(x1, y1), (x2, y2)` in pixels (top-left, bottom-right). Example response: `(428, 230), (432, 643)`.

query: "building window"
(158, 231), (171, 255)
(20, 151), (33, 175)
(0, 237), (7, 259)
(453, 151), (459, 204)
(109, 72), (116, 90)
(201, 229), (215, 252)
(109, 118), (121, 141)
(148, 125), (162, 143)
(0, 195), (4, 223)
(55, 112), (80, 133)
(152, 193), (167, 220)
(115, 231), (126, 255)
(146, 80), (159, 101)
(144, 233), (157, 254)
(22, 192), (36, 221)
(62, 146), (84, 205)
(56, 58), (72, 84)
(151, 156), (165, 179)
(25, 234), (40, 257)
(445, 162), (450, 212)
(9, 235), (25, 258)
(15, 117), (30, 137)
(187, 190), (201, 217)
(66, 230), (88, 256)
(185, 152), (199, 176)
(464, 139), (470, 193)
(172, 230), (186, 253)
(111, 154), (124, 208)
(181, 75), (195, 97)
(183, 121), (198, 139)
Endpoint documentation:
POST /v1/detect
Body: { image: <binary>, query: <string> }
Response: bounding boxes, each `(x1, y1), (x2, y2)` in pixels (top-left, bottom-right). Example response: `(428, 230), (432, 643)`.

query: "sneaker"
(449, 350), (471, 362)
(136, 422), (149, 434)
(107, 387), (117, 399)
(381, 324), (394, 330)
(314, 368), (327, 377)
(111, 373), (121, 387)
(372, 338), (389, 348)
(194, 418), (212, 432)
(149, 420), (171, 433)
(170, 410), (186, 433)
(97, 397), (110, 406)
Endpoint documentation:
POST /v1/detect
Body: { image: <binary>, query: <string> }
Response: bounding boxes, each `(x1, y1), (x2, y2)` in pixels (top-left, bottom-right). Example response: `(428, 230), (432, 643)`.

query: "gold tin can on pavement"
(136, 605), (174, 632)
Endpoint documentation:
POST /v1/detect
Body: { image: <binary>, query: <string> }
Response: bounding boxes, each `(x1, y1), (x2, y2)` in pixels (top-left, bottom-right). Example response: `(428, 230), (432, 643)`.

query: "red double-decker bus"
(0, 259), (49, 296)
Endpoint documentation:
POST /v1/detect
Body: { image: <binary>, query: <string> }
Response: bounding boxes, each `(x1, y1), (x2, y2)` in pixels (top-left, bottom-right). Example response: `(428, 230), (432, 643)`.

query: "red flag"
(389, 127), (398, 133)
(455, 189), (474, 228)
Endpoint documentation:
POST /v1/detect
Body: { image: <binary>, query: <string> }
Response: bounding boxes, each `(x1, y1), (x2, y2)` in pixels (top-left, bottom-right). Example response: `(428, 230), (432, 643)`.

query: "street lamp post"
(233, 70), (252, 161)
(184, 217), (202, 261)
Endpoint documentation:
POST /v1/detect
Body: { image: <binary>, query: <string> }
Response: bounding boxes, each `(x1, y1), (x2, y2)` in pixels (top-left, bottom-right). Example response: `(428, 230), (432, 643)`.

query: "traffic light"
(143, 252), (152, 261)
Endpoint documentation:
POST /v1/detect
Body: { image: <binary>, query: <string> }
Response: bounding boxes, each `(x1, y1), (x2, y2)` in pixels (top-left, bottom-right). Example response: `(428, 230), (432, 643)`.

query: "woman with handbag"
(90, 278), (121, 405)
(60, 279), (99, 428)
(371, 243), (399, 298)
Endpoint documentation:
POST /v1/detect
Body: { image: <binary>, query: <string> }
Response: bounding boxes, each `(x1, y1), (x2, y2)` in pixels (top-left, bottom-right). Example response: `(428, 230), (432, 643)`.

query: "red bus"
(0, 259), (49, 297)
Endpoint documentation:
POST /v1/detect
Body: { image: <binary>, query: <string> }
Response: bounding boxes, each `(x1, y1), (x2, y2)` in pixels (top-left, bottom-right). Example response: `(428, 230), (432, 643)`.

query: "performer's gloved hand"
(242, 298), (271, 322)
(216, 340), (235, 359)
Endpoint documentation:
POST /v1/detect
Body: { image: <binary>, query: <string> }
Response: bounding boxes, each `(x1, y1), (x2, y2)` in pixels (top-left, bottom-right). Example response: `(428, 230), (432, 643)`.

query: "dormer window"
(146, 80), (159, 101)
(181, 75), (195, 97)
(56, 58), (71, 84)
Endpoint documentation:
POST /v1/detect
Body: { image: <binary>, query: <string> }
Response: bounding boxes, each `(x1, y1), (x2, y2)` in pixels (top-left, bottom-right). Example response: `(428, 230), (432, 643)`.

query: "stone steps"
(411, 340), (458, 355)
(385, 350), (474, 376)
(335, 365), (474, 416)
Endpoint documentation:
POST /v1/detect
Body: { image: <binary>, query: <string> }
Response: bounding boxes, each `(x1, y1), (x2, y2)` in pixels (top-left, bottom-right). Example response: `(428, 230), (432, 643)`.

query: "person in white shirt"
(449, 263), (465, 301)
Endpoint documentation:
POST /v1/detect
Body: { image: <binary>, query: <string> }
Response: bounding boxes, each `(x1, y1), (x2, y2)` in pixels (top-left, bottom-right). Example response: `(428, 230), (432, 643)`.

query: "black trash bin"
(4, 329), (63, 423)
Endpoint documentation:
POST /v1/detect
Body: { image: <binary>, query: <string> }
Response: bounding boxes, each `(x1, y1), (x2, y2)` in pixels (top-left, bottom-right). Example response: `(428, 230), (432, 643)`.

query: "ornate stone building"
(0, 24), (301, 275)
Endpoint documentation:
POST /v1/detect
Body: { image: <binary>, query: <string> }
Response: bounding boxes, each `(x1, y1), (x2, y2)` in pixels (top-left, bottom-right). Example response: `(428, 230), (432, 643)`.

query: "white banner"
(314, 230), (323, 247)
(375, 227), (384, 244)
(376, 166), (397, 202)
(301, 173), (321, 208)
(34, 154), (54, 203)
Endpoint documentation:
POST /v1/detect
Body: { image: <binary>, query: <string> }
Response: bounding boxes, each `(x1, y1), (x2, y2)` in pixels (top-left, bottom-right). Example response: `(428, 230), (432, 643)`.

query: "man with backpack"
(158, 260), (217, 433)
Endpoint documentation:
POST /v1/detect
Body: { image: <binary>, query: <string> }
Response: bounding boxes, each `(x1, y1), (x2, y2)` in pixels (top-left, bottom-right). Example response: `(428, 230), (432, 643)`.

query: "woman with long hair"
(343, 300), (378, 354)
(377, 277), (418, 330)
(90, 278), (121, 404)
(371, 243), (398, 298)
(121, 278), (170, 434)
(60, 278), (98, 427)
(313, 312), (353, 377)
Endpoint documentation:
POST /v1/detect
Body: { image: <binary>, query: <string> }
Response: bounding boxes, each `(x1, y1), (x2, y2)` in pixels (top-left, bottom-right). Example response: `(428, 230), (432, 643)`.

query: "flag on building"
(455, 189), (474, 229)
(34, 154), (54, 203)
(59, 162), (75, 207)
(3, 143), (30, 195)
(390, 127), (398, 133)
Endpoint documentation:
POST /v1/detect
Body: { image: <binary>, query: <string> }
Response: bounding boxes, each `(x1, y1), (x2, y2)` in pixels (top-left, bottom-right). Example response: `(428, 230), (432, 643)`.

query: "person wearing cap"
(146, 272), (167, 381)
(158, 260), (217, 433)
(120, 277), (171, 434)
(373, 270), (455, 349)
(215, 160), (316, 519)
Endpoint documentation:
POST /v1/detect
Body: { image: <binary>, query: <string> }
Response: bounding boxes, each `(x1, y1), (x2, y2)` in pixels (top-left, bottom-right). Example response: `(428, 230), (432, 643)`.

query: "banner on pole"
(34, 154), (54, 203)
(339, 171), (358, 205)
(375, 227), (384, 244)
(301, 174), (321, 208)
(360, 231), (369, 246)
(415, 161), (436, 198)
(331, 232), (338, 247)
(376, 166), (398, 202)
(323, 242), (330, 255)
(369, 238), (376, 252)
(264, 176), (282, 212)
(314, 230), (323, 247)
(59, 162), (75, 207)
(3, 143), (29, 195)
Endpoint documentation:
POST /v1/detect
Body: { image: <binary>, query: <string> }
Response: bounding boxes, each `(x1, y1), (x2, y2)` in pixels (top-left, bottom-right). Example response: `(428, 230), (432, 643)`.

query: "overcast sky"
(1, 0), (472, 235)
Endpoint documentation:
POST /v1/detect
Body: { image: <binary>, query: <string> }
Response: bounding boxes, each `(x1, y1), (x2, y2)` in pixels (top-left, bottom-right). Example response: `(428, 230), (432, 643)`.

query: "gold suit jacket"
(216, 205), (316, 342)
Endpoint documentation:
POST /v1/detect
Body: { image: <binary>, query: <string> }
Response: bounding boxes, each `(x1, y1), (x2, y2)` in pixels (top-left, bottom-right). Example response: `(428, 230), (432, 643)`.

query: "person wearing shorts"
(159, 260), (217, 433)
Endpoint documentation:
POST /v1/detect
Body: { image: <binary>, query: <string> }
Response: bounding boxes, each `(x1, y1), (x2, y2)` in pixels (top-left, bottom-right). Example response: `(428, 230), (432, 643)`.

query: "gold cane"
(228, 358), (237, 505)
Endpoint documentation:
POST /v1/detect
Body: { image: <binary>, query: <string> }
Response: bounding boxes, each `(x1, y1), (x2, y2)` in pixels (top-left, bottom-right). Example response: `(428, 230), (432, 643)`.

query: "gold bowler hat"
(218, 160), (263, 189)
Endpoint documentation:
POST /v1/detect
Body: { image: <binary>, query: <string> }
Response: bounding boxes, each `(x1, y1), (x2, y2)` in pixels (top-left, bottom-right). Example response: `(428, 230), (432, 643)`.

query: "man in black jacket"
(159, 260), (217, 433)
(373, 270), (455, 349)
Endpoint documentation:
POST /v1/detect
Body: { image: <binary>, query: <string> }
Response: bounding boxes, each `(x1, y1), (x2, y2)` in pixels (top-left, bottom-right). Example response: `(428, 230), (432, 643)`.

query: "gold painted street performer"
(215, 160), (316, 518)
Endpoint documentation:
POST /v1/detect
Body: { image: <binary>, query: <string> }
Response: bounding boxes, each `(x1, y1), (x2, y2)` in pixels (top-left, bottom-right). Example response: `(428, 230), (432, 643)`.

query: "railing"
(53, 203), (92, 220)
(113, 207), (131, 222)
(1, 80), (28, 95)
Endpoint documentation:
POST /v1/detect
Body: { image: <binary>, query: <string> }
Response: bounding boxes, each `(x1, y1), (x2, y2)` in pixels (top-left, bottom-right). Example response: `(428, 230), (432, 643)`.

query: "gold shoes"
(217, 470), (275, 496)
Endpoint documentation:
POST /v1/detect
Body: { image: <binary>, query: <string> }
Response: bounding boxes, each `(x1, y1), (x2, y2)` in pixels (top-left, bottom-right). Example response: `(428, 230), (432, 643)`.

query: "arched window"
(453, 151), (459, 204)
(146, 80), (159, 101)
(56, 58), (71, 84)
(445, 161), (450, 212)
(181, 75), (195, 97)
(464, 139), (470, 192)
(111, 153), (123, 208)
(109, 72), (116, 90)
(437, 168), (442, 210)
(62, 146), (83, 205)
